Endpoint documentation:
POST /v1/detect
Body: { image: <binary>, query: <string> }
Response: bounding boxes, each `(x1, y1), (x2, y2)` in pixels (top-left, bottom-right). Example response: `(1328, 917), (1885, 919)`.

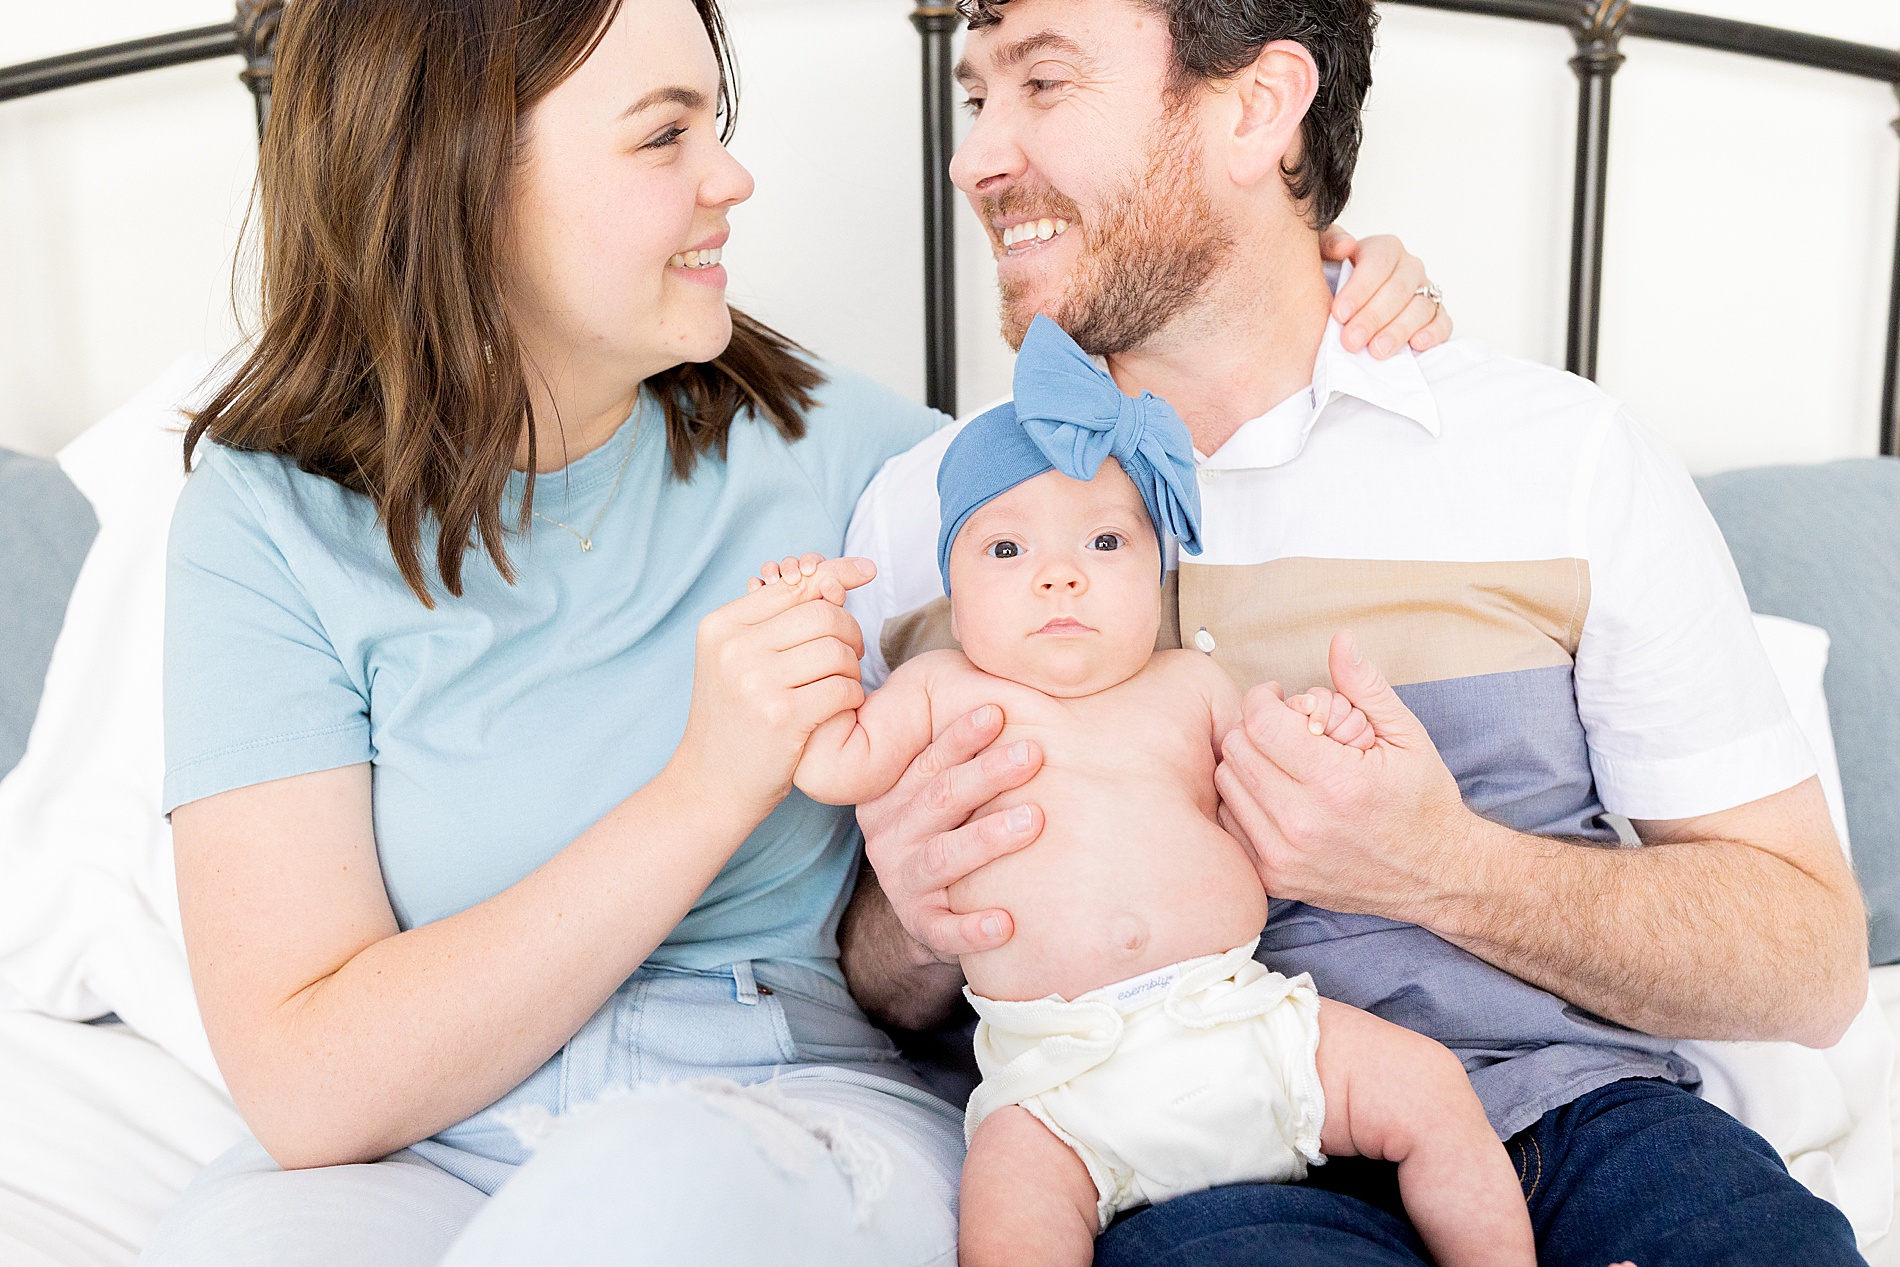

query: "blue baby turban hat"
(936, 314), (1203, 592)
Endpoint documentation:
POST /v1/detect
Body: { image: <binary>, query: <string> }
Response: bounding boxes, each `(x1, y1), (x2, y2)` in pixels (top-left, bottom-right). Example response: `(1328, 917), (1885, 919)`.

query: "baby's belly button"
(1107, 913), (1149, 953)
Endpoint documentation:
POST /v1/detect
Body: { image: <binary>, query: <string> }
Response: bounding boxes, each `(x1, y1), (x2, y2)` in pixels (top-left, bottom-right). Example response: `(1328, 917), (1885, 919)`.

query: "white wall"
(2, 0), (1897, 474)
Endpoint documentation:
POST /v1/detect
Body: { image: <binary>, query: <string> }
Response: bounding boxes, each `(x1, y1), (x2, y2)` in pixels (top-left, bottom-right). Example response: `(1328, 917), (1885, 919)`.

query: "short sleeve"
(1572, 408), (1815, 820)
(162, 455), (371, 813)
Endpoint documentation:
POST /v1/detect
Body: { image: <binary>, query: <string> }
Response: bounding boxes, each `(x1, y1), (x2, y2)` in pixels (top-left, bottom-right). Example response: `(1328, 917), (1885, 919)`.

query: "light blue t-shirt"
(162, 365), (946, 980)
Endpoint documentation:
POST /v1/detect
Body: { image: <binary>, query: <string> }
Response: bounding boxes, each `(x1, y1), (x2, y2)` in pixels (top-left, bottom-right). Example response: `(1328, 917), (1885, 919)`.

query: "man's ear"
(1226, 40), (1320, 190)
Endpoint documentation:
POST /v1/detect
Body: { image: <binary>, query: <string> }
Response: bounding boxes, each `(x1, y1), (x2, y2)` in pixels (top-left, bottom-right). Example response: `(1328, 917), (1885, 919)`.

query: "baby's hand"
(746, 553), (864, 607)
(1288, 685), (1376, 751)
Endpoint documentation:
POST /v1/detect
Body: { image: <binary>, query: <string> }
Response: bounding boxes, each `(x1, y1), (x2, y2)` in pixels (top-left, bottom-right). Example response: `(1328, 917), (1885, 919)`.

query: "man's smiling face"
(949, 0), (1236, 355)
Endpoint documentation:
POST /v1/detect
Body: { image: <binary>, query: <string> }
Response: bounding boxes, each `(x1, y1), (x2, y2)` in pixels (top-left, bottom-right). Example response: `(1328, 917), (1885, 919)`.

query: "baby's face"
(947, 460), (1162, 697)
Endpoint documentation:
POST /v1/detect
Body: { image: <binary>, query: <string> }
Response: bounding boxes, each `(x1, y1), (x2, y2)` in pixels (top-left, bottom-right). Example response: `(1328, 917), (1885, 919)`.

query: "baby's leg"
(960, 1106), (1098, 1267)
(1315, 1000), (1535, 1267)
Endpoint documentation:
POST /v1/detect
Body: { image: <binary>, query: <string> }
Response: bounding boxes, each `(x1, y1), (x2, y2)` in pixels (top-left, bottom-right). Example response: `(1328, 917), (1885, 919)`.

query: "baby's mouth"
(1036, 617), (1094, 636)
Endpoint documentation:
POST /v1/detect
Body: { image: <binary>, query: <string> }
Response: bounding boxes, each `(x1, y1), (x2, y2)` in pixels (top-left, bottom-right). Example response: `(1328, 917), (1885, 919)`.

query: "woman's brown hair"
(185, 0), (824, 606)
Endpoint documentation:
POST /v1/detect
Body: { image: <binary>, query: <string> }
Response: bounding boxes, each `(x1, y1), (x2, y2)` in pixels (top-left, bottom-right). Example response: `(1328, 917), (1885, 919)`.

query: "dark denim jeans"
(1095, 1078), (1863, 1267)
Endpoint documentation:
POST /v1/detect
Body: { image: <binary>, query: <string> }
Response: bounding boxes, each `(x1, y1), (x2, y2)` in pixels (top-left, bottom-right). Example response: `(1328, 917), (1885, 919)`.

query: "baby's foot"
(1288, 685), (1375, 751)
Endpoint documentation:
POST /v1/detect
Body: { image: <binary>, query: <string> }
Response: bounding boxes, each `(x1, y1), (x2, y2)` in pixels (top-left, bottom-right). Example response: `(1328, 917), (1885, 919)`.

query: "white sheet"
(0, 1013), (241, 1267)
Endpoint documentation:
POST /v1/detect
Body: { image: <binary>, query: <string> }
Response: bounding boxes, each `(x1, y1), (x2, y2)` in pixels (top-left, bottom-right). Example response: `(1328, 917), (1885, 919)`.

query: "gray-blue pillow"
(1696, 458), (1900, 964)
(0, 448), (99, 781)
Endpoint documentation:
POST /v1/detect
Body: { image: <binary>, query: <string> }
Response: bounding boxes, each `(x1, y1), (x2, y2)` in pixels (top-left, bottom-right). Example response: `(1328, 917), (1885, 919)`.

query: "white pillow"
(0, 355), (219, 1089)
(1677, 613), (1893, 1248)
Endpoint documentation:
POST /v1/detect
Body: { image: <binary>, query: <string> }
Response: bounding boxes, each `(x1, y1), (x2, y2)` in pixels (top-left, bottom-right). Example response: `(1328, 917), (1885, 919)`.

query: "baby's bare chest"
(926, 664), (1216, 796)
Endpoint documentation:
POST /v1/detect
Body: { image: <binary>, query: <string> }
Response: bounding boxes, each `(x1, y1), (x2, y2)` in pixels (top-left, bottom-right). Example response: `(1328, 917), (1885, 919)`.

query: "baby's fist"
(1289, 686), (1376, 752)
(746, 553), (872, 607)
(750, 552), (825, 594)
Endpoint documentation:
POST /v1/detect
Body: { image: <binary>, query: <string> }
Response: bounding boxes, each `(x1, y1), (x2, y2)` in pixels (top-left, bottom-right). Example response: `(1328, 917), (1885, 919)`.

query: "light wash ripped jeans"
(140, 961), (964, 1267)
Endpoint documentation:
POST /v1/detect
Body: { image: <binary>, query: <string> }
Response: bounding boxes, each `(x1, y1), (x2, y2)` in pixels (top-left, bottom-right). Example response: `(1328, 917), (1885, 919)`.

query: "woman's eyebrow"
(621, 86), (707, 119)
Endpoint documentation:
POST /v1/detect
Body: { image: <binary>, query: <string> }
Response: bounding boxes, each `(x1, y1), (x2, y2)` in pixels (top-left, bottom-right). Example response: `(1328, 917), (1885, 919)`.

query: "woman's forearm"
(198, 761), (762, 1169)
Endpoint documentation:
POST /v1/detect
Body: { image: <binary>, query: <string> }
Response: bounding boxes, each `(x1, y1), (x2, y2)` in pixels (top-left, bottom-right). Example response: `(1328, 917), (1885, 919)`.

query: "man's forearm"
(837, 865), (968, 1032)
(1421, 798), (1867, 1046)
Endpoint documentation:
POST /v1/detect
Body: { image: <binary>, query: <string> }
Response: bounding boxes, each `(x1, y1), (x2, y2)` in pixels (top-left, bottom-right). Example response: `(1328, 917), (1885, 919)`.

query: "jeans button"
(757, 985), (774, 996)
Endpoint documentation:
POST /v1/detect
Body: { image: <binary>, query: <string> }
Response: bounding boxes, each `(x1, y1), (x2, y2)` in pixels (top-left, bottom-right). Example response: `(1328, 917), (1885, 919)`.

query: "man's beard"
(991, 112), (1234, 356)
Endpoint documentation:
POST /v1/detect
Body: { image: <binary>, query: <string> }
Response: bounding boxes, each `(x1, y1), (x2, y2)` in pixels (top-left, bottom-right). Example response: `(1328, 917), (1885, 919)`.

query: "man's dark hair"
(958, 0), (1377, 228)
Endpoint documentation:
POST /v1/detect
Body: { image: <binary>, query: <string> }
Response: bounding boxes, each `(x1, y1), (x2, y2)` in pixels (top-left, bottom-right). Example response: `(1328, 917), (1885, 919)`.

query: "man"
(834, 0), (1871, 1262)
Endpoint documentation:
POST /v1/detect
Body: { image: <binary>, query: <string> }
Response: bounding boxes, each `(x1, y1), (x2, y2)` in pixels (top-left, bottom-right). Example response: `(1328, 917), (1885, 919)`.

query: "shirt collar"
(1200, 260), (1442, 472)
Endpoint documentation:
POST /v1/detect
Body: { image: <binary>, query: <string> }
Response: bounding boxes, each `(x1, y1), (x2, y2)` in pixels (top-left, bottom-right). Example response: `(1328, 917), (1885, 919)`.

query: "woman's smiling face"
(507, 0), (754, 390)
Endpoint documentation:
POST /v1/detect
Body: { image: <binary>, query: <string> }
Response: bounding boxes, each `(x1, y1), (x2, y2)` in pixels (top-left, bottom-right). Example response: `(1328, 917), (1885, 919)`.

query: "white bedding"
(0, 1013), (241, 1267)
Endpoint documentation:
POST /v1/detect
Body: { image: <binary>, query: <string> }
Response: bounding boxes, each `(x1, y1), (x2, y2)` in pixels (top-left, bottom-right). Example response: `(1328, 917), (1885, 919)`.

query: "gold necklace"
(529, 417), (641, 553)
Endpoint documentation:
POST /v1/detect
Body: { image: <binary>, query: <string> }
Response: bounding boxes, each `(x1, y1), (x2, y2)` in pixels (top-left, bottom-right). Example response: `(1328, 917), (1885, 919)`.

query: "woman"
(141, 0), (1449, 1262)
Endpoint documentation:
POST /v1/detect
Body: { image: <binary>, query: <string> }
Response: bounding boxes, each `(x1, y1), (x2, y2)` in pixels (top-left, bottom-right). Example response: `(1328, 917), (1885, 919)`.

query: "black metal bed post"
(1565, 0), (1630, 382)
(912, 1), (962, 418)
(235, 0), (283, 140)
(1885, 85), (1900, 459)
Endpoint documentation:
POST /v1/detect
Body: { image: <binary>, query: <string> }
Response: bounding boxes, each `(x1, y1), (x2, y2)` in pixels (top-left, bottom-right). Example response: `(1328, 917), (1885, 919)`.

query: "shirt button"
(1198, 467), (1218, 484)
(1194, 628), (1217, 654)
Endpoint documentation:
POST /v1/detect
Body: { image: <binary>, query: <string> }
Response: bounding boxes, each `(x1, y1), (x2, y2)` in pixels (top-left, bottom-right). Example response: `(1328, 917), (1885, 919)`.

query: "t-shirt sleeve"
(162, 455), (371, 813)
(1571, 407), (1815, 821)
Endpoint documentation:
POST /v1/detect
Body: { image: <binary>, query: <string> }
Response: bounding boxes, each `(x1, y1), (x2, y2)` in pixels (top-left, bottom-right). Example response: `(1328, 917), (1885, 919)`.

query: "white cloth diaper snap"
(964, 939), (1326, 1230)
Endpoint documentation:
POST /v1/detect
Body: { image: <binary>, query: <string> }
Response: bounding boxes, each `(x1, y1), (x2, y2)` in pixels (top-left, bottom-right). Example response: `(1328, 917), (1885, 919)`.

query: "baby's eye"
(988, 541), (1020, 559)
(1090, 534), (1123, 552)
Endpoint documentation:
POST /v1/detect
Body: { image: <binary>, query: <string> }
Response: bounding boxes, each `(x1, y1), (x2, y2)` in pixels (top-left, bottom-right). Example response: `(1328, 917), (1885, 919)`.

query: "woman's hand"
(672, 554), (878, 821)
(1320, 227), (1453, 357)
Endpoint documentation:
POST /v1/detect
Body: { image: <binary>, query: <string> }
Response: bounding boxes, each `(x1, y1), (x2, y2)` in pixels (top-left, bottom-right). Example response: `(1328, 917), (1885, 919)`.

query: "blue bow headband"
(936, 314), (1203, 593)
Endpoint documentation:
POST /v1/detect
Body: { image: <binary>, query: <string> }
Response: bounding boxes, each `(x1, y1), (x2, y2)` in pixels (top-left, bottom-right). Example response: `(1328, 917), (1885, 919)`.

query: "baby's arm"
(796, 659), (935, 806)
(747, 556), (938, 806)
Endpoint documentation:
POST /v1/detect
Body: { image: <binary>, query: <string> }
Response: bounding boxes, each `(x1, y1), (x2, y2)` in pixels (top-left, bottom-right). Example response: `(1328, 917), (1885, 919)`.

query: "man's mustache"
(980, 184), (1085, 234)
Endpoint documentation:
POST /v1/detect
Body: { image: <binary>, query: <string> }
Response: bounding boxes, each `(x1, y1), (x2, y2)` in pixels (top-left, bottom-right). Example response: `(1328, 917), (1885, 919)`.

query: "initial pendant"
(580, 539), (593, 552)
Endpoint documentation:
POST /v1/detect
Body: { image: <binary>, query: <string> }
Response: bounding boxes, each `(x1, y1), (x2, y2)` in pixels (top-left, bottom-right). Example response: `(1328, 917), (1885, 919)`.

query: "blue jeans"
(1095, 1078), (1862, 1267)
(141, 962), (964, 1266)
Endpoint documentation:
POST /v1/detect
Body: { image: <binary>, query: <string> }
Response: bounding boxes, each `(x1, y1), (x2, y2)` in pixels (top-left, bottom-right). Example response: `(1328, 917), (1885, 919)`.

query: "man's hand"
(841, 705), (1044, 1032)
(858, 704), (1044, 961)
(1216, 629), (1471, 921)
(1217, 632), (1867, 1046)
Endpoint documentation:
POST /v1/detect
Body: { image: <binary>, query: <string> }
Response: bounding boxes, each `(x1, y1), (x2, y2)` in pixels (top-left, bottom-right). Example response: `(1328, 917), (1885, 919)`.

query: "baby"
(765, 317), (1534, 1267)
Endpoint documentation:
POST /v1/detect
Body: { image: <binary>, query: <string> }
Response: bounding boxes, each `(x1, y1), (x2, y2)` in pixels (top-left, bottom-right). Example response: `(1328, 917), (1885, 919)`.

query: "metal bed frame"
(3, 0), (1896, 455)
